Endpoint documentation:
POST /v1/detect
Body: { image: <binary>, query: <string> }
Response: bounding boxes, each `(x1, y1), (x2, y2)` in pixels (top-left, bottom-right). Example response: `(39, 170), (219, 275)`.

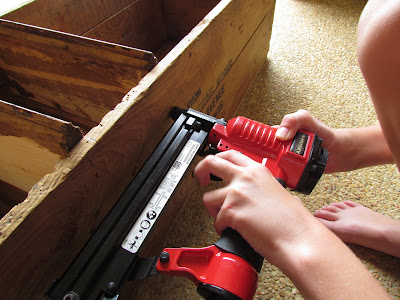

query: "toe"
(320, 205), (342, 213)
(315, 209), (339, 221)
(343, 200), (360, 208)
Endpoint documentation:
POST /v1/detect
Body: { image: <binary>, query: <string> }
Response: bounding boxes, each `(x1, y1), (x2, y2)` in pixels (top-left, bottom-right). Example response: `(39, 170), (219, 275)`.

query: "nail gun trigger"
(129, 256), (159, 281)
(198, 143), (219, 157)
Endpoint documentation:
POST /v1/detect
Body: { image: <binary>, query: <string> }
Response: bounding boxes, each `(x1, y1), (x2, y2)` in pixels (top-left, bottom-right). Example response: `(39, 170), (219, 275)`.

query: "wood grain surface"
(0, 100), (83, 191)
(0, 19), (157, 124)
(0, 0), (275, 298)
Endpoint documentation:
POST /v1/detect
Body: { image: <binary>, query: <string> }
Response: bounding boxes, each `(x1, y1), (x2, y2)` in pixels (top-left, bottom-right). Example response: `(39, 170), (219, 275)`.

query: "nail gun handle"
(198, 178), (287, 299)
(157, 228), (261, 300)
(195, 228), (263, 300)
(214, 228), (263, 272)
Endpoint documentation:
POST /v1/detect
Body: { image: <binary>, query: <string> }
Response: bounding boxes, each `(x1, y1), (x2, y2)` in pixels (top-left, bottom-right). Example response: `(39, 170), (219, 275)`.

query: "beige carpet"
(134, 0), (400, 298)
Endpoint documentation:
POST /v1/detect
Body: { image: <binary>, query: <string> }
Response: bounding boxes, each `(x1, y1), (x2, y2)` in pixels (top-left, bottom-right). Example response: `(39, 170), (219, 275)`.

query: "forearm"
(333, 125), (394, 171)
(273, 217), (390, 299)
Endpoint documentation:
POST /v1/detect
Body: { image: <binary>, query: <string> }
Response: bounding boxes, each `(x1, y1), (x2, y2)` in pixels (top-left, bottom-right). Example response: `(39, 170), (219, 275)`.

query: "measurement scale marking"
(122, 139), (201, 254)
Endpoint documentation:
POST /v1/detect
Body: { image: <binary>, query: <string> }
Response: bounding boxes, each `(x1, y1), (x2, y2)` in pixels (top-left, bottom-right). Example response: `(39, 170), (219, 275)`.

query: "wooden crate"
(0, 0), (275, 298)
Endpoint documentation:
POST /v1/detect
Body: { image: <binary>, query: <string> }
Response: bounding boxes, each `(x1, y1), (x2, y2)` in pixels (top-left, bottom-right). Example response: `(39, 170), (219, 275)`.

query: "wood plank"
(1, 66), (94, 133)
(0, 0), (275, 298)
(0, 100), (83, 191)
(0, 180), (27, 219)
(0, 19), (157, 124)
(163, 0), (220, 40)
(8, 95), (97, 134)
(1, 0), (137, 36)
(83, 0), (167, 52)
(0, 100), (83, 156)
(0, 135), (61, 192)
(200, 5), (275, 119)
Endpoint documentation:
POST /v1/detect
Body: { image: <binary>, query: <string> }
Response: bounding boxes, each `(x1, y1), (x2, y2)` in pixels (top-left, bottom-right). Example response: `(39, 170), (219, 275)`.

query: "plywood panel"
(0, 19), (157, 124)
(0, 100), (83, 191)
(1, 0), (137, 35)
(163, 0), (220, 40)
(83, 0), (167, 52)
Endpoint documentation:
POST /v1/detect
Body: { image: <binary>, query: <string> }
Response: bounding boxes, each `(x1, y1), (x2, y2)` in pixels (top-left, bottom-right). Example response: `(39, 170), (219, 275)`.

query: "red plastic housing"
(157, 245), (258, 300)
(209, 116), (316, 189)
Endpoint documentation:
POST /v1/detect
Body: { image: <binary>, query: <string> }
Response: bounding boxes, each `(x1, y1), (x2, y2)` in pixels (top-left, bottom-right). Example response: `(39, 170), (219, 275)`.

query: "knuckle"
(297, 109), (310, 115)
(229, 185), (247, 199)
(218, 205), (235, 228)
(220, 150), (234, 159)
(221, 207), (246, 232)
(282, 111), (300, 126)
(202, 154), (217, 167)
(295, 109), (311, 122)
(238, 167), (264, 182)
(218, 149), (238, 160)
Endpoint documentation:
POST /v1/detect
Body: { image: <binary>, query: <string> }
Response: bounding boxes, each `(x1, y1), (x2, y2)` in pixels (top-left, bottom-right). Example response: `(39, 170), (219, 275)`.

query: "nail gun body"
(208, 114), (327, 194)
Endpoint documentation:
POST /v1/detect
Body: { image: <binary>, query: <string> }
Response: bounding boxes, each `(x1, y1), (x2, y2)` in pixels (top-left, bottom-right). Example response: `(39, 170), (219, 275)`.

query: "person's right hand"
(194, 150), (317, 263)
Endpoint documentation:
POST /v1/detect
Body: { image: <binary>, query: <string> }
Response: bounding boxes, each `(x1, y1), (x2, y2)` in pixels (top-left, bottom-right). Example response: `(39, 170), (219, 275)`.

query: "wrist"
(270, 217), (329, 274)
(268, 221), (387, 299)
(339, 126), (393, 170)
(328, 126), (393, 173)
(258, 205), (327, 270)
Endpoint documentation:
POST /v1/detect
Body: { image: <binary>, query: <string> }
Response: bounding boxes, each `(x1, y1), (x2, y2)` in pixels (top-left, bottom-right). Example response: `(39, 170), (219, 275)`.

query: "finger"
(213, 202), (235, 236)
(202, 188), (228, 218)
(281, 109), (313, 127)
(277, 110), (333, 146)
(276, 110), (316, 140)
(194, 154), (239, 186)
(276, 111), (303, 140)
(276, 110), (312, 140)
(215, 150), (258, 167)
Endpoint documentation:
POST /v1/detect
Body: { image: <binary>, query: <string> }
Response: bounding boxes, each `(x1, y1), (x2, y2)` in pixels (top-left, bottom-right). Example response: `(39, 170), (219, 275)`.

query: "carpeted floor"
(134, 0), (400, 298)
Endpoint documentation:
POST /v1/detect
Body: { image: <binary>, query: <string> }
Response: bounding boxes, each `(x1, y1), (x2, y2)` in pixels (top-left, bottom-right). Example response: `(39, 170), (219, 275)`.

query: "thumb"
(276, 109), (318, 141)
(276, 126), (292, 141)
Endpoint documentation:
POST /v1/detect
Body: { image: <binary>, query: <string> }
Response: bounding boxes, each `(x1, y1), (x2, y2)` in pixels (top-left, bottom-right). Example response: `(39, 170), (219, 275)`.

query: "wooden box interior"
(0, 0), (219, 218)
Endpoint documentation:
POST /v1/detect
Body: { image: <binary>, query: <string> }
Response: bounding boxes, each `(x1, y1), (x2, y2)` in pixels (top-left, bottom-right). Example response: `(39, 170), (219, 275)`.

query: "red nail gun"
(47, 107), (328, 300)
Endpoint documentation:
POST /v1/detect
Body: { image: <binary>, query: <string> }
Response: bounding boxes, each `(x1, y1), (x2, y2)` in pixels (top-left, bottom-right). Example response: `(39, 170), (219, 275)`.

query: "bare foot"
(314, 201), (400, 258)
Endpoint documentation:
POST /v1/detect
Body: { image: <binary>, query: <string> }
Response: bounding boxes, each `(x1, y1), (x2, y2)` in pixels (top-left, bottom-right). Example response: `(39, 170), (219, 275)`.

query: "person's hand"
(194, 150), (318, 265)
(275, 109), (352, 173)
(194, 150), (391, 299)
